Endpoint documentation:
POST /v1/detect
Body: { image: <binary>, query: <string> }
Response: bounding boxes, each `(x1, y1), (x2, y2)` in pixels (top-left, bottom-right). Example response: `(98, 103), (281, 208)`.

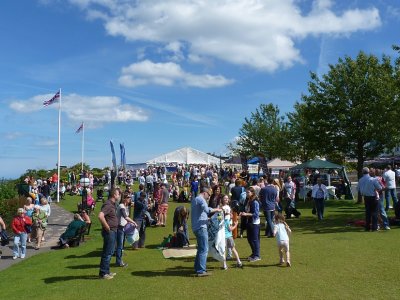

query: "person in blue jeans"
(116, 192), (137, 267)
(191, 187), (221, 276)
(358, 167), (382, 231)
(373, 169), (390, 230)
(98, 188), (121, 279)
(11, 208), (30, 259)
(240, 187), (261, 262)
(259, 177), (278, 237)
(383, 165), (398, 211)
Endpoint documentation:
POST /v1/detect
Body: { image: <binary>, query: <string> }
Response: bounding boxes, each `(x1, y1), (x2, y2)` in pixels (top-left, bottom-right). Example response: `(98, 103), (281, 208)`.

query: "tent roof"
(267, 158), (297, 169)
(247, 157), (296, 168)
(290, 158), (342, 170)
(146, 147), (222, 165)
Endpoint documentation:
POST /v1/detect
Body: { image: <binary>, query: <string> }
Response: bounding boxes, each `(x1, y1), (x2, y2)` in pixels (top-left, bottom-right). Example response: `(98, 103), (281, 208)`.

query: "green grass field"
(0, 191), (399, 300)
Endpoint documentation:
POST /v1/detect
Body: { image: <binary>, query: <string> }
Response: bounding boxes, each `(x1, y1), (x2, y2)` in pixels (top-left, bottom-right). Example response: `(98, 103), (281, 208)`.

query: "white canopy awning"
(146, 147), (222, 165)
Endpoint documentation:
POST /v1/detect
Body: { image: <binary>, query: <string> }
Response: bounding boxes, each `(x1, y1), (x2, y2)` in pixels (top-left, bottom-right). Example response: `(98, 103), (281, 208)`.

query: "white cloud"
(4, 131), (24, 140)
(387, 5), (400, 19)
(35, 139), (58, 147)
(9, 93), (148, 127)
(66, 0), (381, 72)
(118, 60), (234, 88)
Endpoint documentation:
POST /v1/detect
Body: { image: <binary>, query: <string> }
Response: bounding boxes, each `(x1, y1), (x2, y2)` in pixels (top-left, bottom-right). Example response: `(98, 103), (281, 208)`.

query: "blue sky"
(1, 0), (399, 179)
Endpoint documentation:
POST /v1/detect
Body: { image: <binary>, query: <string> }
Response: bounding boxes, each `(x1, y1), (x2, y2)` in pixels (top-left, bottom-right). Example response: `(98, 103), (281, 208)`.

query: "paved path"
(0, 203), (73, 271)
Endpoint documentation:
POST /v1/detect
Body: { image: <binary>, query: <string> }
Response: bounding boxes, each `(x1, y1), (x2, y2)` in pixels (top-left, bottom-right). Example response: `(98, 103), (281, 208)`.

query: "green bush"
(0, 179), (21, 225)
(0, 178), (17, 201)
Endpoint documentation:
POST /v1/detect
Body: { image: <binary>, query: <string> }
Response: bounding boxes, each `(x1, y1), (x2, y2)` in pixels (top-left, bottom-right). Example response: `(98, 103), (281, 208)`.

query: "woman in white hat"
(11, 208), (32, 259)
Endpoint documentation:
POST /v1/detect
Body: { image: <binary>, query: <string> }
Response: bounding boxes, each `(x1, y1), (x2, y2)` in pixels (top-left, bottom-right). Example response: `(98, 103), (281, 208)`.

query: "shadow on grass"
(43, 275), (99, 283)
(131, 266), (193, 277)
(145, 244), (165, 250)
(168, 257), (195, 262)
(66, 264), (99, 270)
(64, 250), (102, 259)
(283, 215), (365, 235)
(236, 263), (277, 268)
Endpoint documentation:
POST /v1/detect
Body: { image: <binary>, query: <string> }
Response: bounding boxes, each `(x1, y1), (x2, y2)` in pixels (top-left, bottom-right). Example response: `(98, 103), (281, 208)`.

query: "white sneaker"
(20, 255), (25, 259)
(13, 256), (18, 260)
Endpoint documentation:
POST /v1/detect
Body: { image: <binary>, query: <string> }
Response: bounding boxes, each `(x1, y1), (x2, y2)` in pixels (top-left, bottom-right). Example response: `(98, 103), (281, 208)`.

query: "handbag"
(0, 230), (10, 246)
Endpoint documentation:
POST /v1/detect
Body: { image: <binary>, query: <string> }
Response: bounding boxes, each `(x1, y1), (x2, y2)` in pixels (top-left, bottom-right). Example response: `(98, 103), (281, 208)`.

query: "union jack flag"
(75, 122), (84, 134)
(43, 90), (60, 107)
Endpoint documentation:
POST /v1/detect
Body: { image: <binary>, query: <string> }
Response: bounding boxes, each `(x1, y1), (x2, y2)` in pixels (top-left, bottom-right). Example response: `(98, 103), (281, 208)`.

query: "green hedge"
(0, 179), (22, 225)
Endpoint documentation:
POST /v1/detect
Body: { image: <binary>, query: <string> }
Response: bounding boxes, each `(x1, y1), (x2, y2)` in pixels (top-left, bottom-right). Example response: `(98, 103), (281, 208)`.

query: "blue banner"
(110, 140), (117, 171)
(120, 143), (126, 169)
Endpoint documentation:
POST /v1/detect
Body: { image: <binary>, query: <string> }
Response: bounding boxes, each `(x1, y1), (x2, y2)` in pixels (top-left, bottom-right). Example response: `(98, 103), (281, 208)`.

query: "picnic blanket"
(162, 245), (197, 259)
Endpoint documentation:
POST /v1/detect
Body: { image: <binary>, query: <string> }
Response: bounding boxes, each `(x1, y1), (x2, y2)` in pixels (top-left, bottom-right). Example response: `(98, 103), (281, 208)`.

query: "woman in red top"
(12, 208), (32, 259)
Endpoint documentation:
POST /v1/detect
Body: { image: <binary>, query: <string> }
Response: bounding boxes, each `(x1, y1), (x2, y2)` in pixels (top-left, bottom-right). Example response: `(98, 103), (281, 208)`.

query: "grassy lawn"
(1, 189), (399, 300)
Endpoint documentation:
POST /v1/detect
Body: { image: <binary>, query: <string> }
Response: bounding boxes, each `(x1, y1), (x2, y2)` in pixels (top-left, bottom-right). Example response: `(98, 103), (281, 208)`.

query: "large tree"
(284, 102), (321, 162)
(232, 103), (287, 159)
(299, 51), (400, 182)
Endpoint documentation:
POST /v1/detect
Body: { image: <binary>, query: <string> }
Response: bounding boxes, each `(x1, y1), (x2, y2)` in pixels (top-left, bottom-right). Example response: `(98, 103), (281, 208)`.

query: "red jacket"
(11, 215), (31, 234)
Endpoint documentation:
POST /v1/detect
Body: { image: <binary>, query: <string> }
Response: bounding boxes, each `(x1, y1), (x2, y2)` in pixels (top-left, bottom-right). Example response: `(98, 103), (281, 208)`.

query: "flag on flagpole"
(43, 90), (60, 107)
(75, 122), (84, 134)
(110, 140), (117, 171)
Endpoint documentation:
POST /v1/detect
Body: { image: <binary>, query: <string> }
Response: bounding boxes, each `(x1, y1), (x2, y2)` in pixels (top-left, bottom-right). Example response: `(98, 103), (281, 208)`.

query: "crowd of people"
(2, 162), (399, 278)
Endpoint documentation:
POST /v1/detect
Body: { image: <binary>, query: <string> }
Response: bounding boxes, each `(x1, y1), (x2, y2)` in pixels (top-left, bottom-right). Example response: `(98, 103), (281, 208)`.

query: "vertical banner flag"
(240, 152), (248, 171)
(110, 140), (117, 171)
(120, 143), (126, 170)
(43, 90), (60, 107)
(75, 122), (84, 134)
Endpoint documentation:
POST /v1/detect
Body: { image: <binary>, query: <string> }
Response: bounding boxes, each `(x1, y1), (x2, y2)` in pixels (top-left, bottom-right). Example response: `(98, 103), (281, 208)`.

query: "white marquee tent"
(267, 158), (297, 169)
(146, 147), (222, 165)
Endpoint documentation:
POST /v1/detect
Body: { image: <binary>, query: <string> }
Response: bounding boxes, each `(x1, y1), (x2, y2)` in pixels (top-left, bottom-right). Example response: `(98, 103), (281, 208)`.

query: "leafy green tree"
(284, 102), (321, 162)
(234, 103), (287, 159)
(299, 51), (400, 184)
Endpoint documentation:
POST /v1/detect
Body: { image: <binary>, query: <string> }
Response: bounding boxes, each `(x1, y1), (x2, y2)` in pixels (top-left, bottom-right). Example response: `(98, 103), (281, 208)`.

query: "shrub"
(0, 179), (21, 225)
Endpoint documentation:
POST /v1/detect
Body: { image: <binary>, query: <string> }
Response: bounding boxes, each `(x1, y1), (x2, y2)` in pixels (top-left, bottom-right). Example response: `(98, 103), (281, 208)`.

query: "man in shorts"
(157, 183), (169, 226)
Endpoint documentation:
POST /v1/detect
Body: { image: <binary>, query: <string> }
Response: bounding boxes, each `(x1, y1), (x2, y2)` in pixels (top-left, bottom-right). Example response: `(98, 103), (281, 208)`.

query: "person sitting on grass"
(58, 214), (86, 248)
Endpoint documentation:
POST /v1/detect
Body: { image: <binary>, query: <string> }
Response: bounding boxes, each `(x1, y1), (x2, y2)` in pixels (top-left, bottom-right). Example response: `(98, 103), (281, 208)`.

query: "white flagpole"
(57, 88), (61, 203)
(81, 122), (84, 172)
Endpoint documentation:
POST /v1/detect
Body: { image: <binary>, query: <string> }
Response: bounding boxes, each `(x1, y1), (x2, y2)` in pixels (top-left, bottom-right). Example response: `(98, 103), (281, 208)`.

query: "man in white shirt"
(311, 177), (328, 220)
(145, 173), (154, 194)
(383, 165), (398, 211)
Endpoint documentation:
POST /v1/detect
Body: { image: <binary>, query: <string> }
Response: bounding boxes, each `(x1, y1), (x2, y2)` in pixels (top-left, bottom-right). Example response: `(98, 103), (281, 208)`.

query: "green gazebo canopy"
(290, 158), (342, 170)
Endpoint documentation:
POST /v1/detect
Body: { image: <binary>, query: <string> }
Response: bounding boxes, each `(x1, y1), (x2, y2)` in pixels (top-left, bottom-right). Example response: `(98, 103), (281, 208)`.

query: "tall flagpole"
(81, 122), (84, 172)
(57, 88), (61, 203)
